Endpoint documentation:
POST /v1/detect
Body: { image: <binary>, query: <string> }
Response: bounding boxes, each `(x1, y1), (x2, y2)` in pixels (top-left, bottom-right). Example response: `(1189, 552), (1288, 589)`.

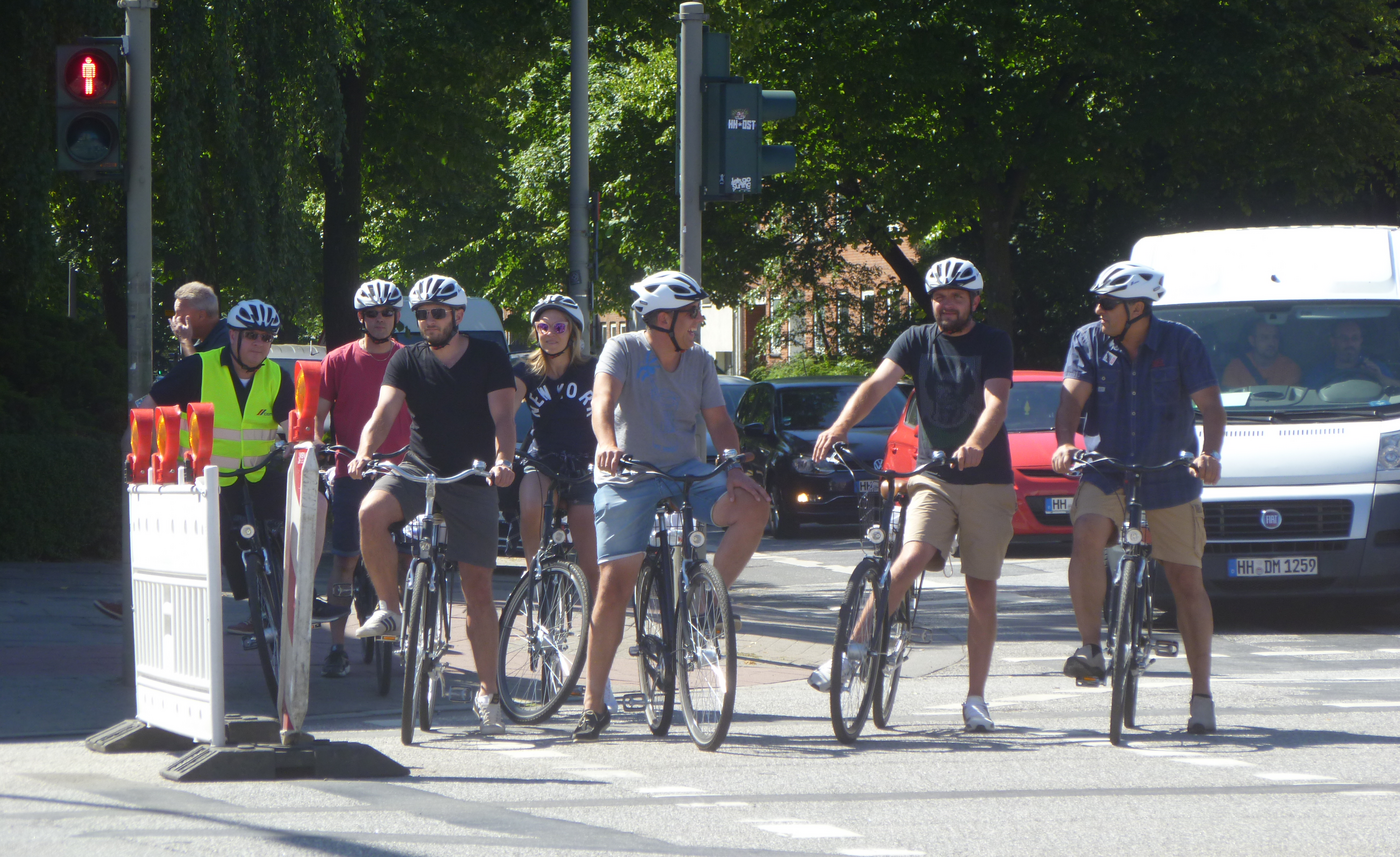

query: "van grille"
(1203, 500), (1352, 540)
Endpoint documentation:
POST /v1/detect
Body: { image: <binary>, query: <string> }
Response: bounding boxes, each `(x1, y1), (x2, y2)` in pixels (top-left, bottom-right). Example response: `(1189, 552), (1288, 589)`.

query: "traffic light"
(56, 44), (123, 172)
(686, 28), (798, 202)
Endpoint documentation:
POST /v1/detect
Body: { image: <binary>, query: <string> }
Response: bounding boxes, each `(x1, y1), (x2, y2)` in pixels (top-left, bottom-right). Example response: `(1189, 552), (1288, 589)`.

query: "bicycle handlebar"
(618, 449), (747, 483)
(219, 443), (290, 479)
(829, 442), (947, 479)
(515, 451), (595, 485)
(320, 443), (409, 464)
(363, 459), (492, 484)
(1069, 450), (1196, 476)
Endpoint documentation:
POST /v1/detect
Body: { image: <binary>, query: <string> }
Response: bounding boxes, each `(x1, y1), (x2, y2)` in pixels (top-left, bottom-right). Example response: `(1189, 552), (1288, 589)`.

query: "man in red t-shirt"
(315, 280), (412, 677)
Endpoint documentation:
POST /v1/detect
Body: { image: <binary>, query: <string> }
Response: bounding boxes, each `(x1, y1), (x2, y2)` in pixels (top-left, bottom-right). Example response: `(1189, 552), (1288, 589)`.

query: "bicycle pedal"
(619, 692), (648, 713)
(1153, 639), (1180, 657)
(241, 634), (259, 651)
(909, 627), (935, 644)
(1075, 676), (1102, 688)
(628, 645), (640, 657)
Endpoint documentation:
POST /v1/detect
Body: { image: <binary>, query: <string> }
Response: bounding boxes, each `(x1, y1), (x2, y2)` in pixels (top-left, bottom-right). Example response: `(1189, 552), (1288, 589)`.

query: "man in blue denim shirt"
(1050, 262), (1226, 734)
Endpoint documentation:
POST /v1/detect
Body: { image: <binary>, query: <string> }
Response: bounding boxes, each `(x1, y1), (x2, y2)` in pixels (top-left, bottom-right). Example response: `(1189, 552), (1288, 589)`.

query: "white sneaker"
(807, 644), (866, 693)
(1187, 695), (1215, 734)
(962, 696), (994, 733)
(603, 679), (618, 714)
(354, 602), (402, 639)
(475, 692), (507, 736)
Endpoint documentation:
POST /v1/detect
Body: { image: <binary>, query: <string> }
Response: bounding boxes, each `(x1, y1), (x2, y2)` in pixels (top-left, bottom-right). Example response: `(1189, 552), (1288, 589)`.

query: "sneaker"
(962, 696), (994, 733)
(603, 679), (618, 714)
(226, 619), (255, 636)
(807, 643), (866, 693)
(1063, 644), (1106, 680)
(1187, 694), (1216, 734)
(572, 707), (611, 741)
(312, 597), (351, 623)
(321, 647), (350, 678)
(93, 599), (123, 621)
(475, 692), (507, 736)
(354, 602), (402, 639)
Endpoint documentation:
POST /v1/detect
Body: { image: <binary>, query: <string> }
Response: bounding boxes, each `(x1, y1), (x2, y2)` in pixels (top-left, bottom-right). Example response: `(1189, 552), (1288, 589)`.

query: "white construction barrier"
(128, 465), (225, 747)
(278, 440), (319, 738)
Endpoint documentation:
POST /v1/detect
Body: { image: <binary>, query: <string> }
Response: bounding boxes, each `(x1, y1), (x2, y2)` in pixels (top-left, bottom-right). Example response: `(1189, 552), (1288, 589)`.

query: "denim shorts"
(328, 473), (375, 556)
(593, 460), (728, 563)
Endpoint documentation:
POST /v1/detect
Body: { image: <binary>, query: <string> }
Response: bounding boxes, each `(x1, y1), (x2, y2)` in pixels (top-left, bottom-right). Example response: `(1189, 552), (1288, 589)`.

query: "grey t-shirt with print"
(595, 332), (724, 482)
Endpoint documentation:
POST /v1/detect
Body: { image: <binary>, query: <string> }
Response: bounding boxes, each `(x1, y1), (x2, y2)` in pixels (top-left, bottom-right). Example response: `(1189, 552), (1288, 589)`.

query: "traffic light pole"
(677, 2), (706, 284)
(568, 0), (592, 351)
(119, 0), (156, 686)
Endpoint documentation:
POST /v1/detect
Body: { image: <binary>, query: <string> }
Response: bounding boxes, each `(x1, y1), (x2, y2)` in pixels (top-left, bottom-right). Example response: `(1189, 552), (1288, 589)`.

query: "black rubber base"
(161, 740), (409, 782)
(86, 716), (281, 754)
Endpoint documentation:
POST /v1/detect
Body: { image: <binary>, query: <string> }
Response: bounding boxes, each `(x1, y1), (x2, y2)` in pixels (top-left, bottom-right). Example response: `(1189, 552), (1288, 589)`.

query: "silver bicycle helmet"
(227, 299), (281, 333)
(530, 294), (586, 330)
(629, 270), (707, 316)
(354, 279), (402, 310)
(924, 258), (983, 294)
(1091, 262), (1166, 302)
(409, 275), (468, 309)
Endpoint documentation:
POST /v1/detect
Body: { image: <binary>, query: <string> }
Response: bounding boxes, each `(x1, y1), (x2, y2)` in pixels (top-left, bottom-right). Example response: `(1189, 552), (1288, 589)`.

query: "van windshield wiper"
(1202, 406), (1399, 423)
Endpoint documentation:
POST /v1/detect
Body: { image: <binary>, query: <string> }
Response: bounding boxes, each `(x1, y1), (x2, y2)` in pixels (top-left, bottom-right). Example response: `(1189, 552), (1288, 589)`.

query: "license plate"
(1046, 496), (1072, 514)
(1228, 556), (1319, 577)
(858, 480), (879, 494)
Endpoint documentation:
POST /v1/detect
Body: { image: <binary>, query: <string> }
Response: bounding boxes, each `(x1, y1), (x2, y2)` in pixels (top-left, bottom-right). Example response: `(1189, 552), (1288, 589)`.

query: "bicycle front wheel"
(353, 560), (377, 664)
(677, 562), (737, 751)
(831, 558), (884, 745)
(634, 554), (675, 736)
(873, 583), (912, 729)
(1109, 556), (1140, 746)
(375, 637), (393, 696)
(400, 560), (429, 745)
(243, 549), (281, 707)
(417, 579), (444, 732)
(1124, 562), (1152, 729)
(498, 562), (592, 724)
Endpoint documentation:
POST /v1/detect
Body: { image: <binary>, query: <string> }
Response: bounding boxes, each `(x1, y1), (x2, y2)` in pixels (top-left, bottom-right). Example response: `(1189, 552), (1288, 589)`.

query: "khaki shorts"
(1070, 482), (1206, 568)
(903, 475), (1016, 581)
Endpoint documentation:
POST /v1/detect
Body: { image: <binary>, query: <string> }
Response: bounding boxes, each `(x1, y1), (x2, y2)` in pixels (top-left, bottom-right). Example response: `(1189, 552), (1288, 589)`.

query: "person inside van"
(1304, 320), (1400, 389)
(1221, 319), (1300, 389)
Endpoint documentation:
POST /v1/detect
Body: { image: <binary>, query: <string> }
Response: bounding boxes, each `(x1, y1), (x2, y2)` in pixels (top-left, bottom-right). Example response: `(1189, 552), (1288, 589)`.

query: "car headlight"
(793, 455), (834, 475)
(1380, 432), (1400, 473)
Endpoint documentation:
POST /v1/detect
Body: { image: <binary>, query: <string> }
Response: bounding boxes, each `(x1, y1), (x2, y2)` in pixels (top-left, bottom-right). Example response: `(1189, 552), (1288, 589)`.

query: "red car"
(884, 369), (1080, 540)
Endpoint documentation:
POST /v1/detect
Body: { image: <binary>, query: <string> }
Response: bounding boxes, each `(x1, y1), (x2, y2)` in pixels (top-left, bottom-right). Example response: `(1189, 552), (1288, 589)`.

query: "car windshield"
(1005, 381), (1060, 433)
(779, 385), (906, 430)
(1155, 302), (1400, 419)
(720, 383), (749, 417)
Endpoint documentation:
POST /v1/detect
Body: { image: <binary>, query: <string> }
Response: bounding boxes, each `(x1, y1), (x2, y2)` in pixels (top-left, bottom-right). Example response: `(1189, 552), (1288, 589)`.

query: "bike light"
(551, 529), (567, 544)
(1379, 432), (1400, 473)
(688, 529), (706, 547)
(865, 526), (885, 544)
(239, 524), (255, 539)
(1125, 527), (1144, 545)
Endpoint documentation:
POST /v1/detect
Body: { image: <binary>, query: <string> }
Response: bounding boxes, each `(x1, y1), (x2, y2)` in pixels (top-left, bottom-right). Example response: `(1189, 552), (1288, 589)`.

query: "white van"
(1131, 225), (1400, 600)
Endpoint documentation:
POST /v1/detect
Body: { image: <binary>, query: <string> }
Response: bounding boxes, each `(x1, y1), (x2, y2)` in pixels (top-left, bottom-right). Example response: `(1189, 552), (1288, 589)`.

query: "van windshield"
(1155, 302), (1400, 419)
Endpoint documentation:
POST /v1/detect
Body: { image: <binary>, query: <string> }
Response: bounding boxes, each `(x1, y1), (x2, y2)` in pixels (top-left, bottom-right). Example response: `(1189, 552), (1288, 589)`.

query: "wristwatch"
(1203, 451), (1221, 463)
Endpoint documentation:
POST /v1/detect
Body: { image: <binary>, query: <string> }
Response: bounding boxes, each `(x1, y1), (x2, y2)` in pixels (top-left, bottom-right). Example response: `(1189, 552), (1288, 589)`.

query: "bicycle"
(1068, 450), (1191, 746)
(325, 444), (409, 698)
(495, 452), (593, 724)
(822, 442), (948, 745)
(625, 451), (745, 752)
(361, 456), (491, 746)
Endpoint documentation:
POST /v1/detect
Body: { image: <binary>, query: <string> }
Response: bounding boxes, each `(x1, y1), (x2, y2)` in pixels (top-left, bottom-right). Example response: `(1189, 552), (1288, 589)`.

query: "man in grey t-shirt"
(573, 271), (770, 741)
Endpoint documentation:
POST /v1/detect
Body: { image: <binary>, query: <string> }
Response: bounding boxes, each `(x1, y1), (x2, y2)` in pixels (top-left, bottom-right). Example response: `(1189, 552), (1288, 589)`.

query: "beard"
(424, 325), (457, 349)
(936, 309), (972, 334)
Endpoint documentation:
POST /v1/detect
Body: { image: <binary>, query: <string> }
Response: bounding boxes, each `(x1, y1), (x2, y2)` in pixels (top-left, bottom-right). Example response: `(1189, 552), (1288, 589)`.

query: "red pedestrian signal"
(55, 44), (123, 173)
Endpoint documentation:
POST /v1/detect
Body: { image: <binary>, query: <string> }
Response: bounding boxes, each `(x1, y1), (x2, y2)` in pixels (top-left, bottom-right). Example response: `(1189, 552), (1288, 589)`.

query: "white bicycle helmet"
(227, 299), (281, 333)
(409, 275), (468, 309)
(530, 294), (586, 330)
(1092, 262), (1166, 302)
(629, 270), (707, 316)
(924, 257), (983, 294)
(354, 279), (402, 310)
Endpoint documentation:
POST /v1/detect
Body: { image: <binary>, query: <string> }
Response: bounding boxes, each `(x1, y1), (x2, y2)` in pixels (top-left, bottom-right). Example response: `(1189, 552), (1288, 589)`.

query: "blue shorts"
(593, 460), (728, 563)
(328, 474), (374, 556)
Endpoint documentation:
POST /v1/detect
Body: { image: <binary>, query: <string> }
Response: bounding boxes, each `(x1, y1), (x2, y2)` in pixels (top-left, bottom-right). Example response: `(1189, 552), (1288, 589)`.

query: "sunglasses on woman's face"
(240, 330), (275, 343)
(535, 321), (570, 336)
(415, 308), (452, 321)
(361, 308), (398, 320)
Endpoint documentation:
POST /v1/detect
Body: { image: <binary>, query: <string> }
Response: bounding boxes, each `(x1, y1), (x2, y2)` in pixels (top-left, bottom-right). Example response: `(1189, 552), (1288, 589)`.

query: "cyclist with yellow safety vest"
(138, 299), (346, 633)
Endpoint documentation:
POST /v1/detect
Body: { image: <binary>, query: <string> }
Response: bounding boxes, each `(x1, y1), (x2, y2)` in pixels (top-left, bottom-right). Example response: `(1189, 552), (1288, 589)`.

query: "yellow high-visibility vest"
(180, 348), (282, 486)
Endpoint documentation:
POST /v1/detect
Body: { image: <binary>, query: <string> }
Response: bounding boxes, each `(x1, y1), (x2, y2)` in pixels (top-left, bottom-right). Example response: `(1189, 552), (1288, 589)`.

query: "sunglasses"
(239, 330), (275, 343)
(676, 304), (702, 319)
(1095, 296), (1125, 311)
(414, 308), (453, 321)
(535, 321), (571, 336)
(361, 308), (398, 319)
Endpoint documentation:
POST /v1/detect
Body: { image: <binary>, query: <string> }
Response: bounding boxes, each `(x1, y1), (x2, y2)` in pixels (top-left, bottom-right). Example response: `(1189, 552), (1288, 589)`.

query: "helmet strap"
(643, 311), (685, 353)
(1111, 305), (1151, 345)
(230, 334), (263, 374)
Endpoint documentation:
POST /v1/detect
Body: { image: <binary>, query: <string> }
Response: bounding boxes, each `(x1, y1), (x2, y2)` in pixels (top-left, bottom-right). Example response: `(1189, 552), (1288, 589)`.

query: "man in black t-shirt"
(811, 258), (1015, 733)
(348, 276), (517, 735)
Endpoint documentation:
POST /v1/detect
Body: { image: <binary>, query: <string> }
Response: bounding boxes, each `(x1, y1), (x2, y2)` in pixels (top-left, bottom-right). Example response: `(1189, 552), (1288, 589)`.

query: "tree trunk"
(978, 170), (1030, 344)
(837, 177), (931, 320)
(318, 66), (369, 349)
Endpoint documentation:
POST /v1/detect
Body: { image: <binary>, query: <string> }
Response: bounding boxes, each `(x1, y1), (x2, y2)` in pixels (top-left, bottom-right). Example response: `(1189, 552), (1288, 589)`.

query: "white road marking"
(1252, 650), (1352, 657)
(765, 557), (823, 568)
(563, 768), (645, 779)
(676, 801), (752, 807)
(745, 820), (862, 839)
(1323, 701), (1400, 708)
(500, 748), (568, 758)
(636, 786), (708, 795)
(1255, 772), (1336, 781)
(840, 850), (925, 857)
